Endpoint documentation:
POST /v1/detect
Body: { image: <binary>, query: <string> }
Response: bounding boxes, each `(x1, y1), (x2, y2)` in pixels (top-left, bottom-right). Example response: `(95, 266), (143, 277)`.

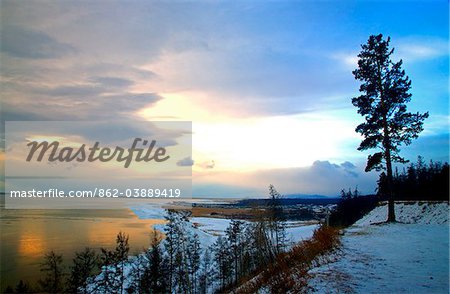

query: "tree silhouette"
(39, 251), (65, 293)
(67, 247), (98, 293)
(352, 34), (428, 222)
(267, 185), (287, 254)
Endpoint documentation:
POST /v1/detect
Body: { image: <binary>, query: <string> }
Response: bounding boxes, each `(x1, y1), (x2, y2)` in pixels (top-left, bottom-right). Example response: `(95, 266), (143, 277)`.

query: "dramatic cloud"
(90, 76), (135, 88)
(0, 25), (76, 59)
(1, 1), (447, 196)
(192, 160), (378, 197)
(1, 1), (446, 119)
(177, 156), (194, 167)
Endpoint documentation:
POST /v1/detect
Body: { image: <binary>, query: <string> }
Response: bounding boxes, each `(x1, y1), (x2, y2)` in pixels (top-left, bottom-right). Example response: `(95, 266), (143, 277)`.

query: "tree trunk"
(385, 152), (396, 222)
(379, 62), (396, 222)
(383, 117), (396, 222)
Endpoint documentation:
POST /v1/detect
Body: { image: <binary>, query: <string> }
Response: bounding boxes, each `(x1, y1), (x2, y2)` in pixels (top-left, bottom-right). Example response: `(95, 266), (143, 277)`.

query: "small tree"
(225, 219), (245, 285)
(67, 247), (98, 293)
(352, 34), (428, 222)
(268, 185), (287, 253)
(39, 250), (65, 293)
(97, 248), (119, 293)
(148, 230), (167, 293)
(213, 236), (232, 290)
(95, 232), (129, 293)
(115, 231), (130, 294)
(15, 280), (33, 293)
(198, 248), (214, 294)
(162, 210), (198, 293)
(187, 232), (201, 292)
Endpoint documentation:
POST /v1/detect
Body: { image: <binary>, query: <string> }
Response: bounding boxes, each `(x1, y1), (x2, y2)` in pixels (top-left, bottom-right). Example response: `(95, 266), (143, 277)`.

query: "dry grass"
(235, 225), (341, 294)
(163, 205), (260, 218)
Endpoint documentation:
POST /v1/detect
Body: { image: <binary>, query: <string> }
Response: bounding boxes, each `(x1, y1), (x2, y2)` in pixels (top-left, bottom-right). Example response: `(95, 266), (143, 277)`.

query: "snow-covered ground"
(153, 216), (318, 251)
(354, 201), (449, 226)
(130, 203), (166, 219)
(129, 204), (319, 248)
(88, 206), (319, 293)
(191, 217), (232, 235)
(193, 218), (320, 246)
(309, 202), (449, 293)
(286, 223), (319, 244)
(191, 217), (318, 245)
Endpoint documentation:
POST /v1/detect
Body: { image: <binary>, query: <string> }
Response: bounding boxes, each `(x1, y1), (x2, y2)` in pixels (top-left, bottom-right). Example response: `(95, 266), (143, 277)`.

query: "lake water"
(0, 202), (164, 290)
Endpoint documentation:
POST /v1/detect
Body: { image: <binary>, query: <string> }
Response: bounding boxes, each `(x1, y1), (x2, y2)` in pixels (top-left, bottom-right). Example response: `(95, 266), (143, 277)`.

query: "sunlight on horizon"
(138, 92), (361, 172)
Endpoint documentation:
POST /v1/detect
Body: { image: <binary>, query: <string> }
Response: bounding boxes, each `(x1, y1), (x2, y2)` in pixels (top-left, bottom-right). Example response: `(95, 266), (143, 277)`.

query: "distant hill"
(236, 197), (340, 207)
(283, 194), (333, 199)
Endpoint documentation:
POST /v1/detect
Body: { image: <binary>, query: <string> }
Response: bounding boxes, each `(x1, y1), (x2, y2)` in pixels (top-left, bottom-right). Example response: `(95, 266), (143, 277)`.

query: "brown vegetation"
(234, 225), (341, 294)
(163, 204), (260, 219)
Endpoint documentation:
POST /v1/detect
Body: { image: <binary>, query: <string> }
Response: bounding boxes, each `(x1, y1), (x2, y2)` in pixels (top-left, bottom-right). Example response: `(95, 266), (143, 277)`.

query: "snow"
(309, 202), (449, 293)
(354, 201), (449, 226)
(190, 217), (319, 246)
(119, 202), (450, 293)
(129, 204), (320, 250)
(153, 220), (217, 249)
(287, 224), (319, 244)
(129, 203), (166, 219)
(190, 217), (232, 236)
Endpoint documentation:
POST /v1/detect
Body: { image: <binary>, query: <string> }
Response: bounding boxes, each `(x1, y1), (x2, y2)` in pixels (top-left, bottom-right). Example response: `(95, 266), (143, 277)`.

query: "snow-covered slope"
(309, 201), (449, 293)
(355, 201), (449, 226)
(191, 217), (319, 245)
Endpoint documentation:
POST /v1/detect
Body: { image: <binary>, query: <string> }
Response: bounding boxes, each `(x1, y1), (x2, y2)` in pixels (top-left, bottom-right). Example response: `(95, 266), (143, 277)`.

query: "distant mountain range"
(283, 194), (338, 199)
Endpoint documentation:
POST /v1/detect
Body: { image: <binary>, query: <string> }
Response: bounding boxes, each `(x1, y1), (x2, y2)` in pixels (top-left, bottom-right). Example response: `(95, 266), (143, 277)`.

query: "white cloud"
(395, 37), (448, 62)
(332, 36), (448, 71)
(193, 159), (378, 197)
(331, 52), (359, 70)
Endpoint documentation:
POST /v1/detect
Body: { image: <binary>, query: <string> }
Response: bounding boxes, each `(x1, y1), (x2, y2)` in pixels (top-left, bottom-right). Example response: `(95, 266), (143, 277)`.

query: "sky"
(0, 0), (448, 197)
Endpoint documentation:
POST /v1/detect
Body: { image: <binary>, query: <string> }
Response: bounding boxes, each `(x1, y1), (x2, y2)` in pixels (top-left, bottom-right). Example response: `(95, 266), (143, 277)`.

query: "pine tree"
(352, 34), (428, 222)
(97, 248), (119, 293)
(241, 224), (257, 275)
(225, 219), (245, 284)
(252, 216), (275, 264)
(377, 157), (449, 200)
(187, 232), (201, 293)
(268, 185), (287, 254)
(162, 210), (198, 293)
(128, 252), (147, 294)
(67, 247), (98, 294)
(39, 250), (65, 293)
(213, 236), (232, 290)
(198, 248), (213, 294)
(95, 232), (129, 294)
(163, 210), (179, 292)
(137, 230), (167, 294)
(115, 232), (130, 294)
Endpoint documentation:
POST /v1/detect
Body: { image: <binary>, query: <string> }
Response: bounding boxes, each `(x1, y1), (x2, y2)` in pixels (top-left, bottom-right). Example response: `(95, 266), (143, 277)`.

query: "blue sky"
(0, 0), (448, 197)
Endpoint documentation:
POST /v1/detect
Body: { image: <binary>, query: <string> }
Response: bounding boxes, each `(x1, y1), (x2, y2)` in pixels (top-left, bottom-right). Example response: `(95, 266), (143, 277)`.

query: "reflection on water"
(1, 204), (164, 289)
(18, 229), (45, 258)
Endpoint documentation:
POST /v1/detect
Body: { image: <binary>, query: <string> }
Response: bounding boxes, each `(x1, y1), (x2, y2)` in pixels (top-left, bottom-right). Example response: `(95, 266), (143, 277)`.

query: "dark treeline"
(329, 156), (449, 228)
(329, 188), (379, 227)
(4, 232), (130, 294)
(378, 156), (449, 201)
(235, 198), (340, 207)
